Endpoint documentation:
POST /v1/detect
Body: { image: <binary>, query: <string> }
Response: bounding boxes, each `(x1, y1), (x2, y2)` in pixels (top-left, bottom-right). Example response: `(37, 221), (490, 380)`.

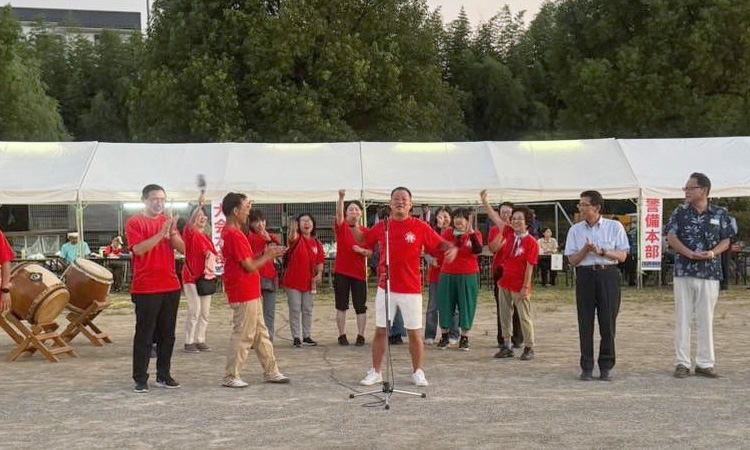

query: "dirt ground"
(1, 284), (749, 450)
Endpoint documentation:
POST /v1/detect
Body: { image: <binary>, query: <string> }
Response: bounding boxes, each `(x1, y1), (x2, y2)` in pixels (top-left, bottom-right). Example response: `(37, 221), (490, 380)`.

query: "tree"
(0, 6), (69, 141)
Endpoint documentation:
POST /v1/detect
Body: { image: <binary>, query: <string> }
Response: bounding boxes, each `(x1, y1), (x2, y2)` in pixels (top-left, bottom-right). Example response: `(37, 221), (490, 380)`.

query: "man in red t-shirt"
(482, 191), (524, 349)
(354, 187), (457, 388)
(220, 192), (289, 388)
(0, 227), (15, 314)
(495, 207), (539, 361)
(126, 184), (185, 394)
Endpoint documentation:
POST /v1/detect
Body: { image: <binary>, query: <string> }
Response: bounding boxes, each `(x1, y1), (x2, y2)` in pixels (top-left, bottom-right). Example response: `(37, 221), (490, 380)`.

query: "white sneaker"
(360, 368), (383, 386)
(222, 377), (249, 388)
(424, 338), (435, 345)
(412, 369), (429, 387)
(264, 373), (290, 384)
(448, 337), (459, 345)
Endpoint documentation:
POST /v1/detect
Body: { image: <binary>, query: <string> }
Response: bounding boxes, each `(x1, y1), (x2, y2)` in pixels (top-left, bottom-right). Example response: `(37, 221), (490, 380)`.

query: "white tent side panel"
(79, 143), (231, 202)
(485, 139), (640, 202)
(0, 141), (98, 204)
(620, 137), (750, 199)
(360, 142), (501, 203)
(223, 142), (362, 203)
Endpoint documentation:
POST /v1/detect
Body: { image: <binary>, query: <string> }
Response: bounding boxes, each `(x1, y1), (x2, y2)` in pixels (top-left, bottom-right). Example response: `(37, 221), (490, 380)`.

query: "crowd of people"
(0, 172), (736, 393)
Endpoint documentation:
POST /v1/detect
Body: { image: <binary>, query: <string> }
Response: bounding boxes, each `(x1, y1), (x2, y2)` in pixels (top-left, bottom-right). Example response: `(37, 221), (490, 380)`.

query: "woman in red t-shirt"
(334, 189), (368, 346)
(436, 208), (483, 350)
(247, 209), (282, 342)
(494, 207), (539, 361)
(424, 207), (459, 345)
(282, 213), (325, 347)
(103, 236), (126, 291)
(181, 196), (218, 353)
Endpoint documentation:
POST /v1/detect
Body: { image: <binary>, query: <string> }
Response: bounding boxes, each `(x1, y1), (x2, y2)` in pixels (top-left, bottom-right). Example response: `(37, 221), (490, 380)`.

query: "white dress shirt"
(564, 217), (629, 266)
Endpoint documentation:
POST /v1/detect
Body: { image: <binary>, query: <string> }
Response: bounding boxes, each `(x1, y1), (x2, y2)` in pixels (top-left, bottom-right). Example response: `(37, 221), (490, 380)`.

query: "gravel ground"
(1, 286), (749, 450)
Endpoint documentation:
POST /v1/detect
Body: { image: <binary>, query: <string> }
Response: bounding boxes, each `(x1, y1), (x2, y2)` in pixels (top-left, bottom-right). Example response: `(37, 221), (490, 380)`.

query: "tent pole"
(76, 195), (84, 258)
(637, 190), (643, 289)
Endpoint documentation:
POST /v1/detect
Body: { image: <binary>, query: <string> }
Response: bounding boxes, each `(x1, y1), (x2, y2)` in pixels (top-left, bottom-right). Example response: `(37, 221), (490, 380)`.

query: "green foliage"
(0, 6), (69, 141)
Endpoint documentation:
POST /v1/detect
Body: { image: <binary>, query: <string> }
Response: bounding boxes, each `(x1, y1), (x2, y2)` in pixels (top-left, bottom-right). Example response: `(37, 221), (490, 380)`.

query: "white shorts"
(375, 288), (423, 330)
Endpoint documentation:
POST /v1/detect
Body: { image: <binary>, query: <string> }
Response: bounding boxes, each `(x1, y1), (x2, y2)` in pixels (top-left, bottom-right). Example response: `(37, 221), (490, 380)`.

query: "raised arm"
(336, 189), (346, 226)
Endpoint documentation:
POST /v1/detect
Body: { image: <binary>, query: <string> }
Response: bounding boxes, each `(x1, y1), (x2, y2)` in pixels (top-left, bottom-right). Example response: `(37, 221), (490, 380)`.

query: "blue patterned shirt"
(665, 203), (736, 280)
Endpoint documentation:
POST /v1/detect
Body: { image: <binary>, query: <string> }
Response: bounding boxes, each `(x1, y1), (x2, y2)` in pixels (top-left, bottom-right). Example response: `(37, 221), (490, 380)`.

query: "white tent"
(620, 137), (750, 199)
(0, 141), (97, 204)
(78, 142), (362, 203)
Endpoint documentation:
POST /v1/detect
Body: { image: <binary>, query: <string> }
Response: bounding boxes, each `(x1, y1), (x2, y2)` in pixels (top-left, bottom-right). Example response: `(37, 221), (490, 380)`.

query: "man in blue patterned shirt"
(665, 173), (736, 379)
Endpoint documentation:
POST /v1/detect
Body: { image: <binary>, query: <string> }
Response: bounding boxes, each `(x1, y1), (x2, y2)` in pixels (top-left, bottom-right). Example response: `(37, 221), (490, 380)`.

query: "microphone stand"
(350, 217), (426, 409)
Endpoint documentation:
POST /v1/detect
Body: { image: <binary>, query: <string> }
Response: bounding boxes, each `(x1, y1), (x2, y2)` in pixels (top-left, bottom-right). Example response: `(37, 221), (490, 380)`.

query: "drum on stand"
(62, 258), (114, 314)
(10, 263), (70, 324)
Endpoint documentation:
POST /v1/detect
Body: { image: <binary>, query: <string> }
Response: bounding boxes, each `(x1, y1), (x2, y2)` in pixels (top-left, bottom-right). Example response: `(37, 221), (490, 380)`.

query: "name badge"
(710, 218), (720, 226)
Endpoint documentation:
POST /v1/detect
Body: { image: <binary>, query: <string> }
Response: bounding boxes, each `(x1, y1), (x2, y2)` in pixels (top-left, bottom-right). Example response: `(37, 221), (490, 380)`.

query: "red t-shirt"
(103, 245), (123, 257)
(488, 225), (515, 270)
(334, 221), (368, 281)
(221, 226), (261, 303)
(440, 228), (482, 275)
(247, 232), (281, 280)
(0, 229), (15, 264)
(364, 217), (445, 294)
(126, 214), (181, 294)
(499, 234), (539, 293)
(427, 246), (445, 284)
(181, 226), (217, 283)
(282, 235), (325, 292)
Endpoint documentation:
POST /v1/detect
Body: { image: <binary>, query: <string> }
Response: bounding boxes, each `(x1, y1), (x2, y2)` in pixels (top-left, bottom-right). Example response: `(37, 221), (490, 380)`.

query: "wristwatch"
(599, 248), (606, 256)
(1, 287), (10, 294)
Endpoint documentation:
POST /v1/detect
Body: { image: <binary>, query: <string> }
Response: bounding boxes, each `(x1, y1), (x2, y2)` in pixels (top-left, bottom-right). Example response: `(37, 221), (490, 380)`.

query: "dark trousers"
(538, 255), (557, 286)
(132, 291), (181, 383)
(575, 266), (621, 373)
(493, 268), (523, 347)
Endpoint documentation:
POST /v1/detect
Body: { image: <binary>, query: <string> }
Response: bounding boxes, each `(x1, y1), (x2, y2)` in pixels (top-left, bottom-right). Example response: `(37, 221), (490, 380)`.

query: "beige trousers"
(500, 288), (535, 347)
(225, 300), (280, 381)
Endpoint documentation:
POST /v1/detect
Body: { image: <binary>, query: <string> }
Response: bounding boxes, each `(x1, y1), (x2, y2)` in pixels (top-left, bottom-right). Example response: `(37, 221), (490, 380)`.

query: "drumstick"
(197, 174), (206, 196)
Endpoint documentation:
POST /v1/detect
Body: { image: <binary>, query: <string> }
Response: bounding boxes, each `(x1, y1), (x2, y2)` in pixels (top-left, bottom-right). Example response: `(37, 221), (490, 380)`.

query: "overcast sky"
(425, 0), (546, 24)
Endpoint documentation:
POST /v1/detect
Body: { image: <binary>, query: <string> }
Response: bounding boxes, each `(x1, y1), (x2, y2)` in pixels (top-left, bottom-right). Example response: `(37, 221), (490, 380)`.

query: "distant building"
(8, 0), (148, 40)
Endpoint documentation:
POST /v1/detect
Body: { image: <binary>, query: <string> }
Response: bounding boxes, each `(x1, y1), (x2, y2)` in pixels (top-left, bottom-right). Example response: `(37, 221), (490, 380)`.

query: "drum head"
(72, 258), (113, 283)
(34, 287), (70, 324)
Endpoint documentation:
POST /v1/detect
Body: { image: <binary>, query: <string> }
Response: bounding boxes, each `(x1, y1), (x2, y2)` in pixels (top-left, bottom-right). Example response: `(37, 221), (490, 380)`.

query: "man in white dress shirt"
(565, 191), (629, 381)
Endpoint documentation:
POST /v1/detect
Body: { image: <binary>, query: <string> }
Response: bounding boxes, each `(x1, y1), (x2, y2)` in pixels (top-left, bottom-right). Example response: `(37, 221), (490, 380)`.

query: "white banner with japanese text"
(641, 198), (663, 271)
(211, 200), (226, 274)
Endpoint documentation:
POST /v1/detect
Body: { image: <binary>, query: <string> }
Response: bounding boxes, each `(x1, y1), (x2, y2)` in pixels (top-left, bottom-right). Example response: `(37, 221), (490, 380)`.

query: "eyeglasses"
(577, 203), (593, 208)
(682, 185), (703, 192)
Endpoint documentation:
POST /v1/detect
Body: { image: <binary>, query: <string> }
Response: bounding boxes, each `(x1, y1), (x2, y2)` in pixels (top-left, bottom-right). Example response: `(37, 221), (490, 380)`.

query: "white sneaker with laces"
(360, 368), (383, 386)
(412, 369), (429, 387)
(222, 377), (249, 388)
(448, 337), (459, 345)
(424, 338), (435, 345)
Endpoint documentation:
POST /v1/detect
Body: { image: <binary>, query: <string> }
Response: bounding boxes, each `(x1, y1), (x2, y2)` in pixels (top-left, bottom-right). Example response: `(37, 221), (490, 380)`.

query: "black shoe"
(293, 338), (302, 348)
(599, 370), (612, 381)
(355, 335), (365, 346)
(338, 334), (349, 346)
(133, 382), (149, 393)
(695, 366), (719, 378)
(494, 347), (514, 359)
(155, 377), (181, 389)
(458, 336), (469, 351)
(389, 335), (404, 345)
(580, 371), (593, 381)
(302, 337), (318, 347)
(436, 333), (450, 350)
(520, 347), (534, 361)
(673, 364), (690, 379)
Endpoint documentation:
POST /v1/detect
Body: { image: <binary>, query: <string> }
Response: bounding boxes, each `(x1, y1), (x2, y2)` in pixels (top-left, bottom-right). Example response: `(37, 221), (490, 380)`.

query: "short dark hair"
(141, 184), (165, 200)
(452, 207), (471, 219)
(297, 213), (317, 235)
(391, 186), (412, 199)
(498, 201), (514, 209)
(222, 192), (247, 218)
(690, 172), (711, 195)
(249, 209), (265, 223)
(511, 206), (534, 229)
(580, 190), (604, 210)
(345, 200), (363, 212)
